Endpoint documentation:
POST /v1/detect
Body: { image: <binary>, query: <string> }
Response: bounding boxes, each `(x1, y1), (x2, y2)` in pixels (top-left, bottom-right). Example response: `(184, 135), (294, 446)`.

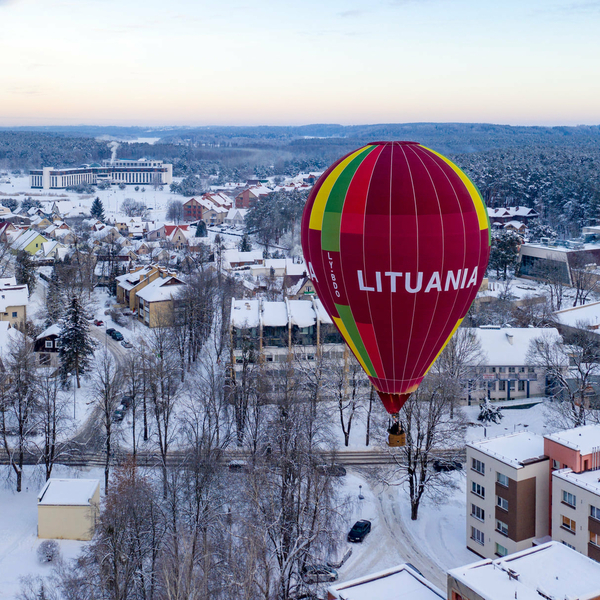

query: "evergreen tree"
(58, 296), (96, 388)
(195, 220), (207, 237)
(90, 197), (105, 221)
(45, 263), (64, 324)
(488, 229), (521, 280)
(239, 232), (252, 252)
(477, 399), (504, 424)
(15, 250), (36, 297)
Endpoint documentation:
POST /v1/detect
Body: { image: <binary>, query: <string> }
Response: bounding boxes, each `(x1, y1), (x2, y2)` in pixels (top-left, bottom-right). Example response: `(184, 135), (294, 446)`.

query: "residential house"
(224, 208), (248, 227)
(0, 279), (28, 327)
(327, 564), (444, 600)
(447, 541), (600, 600)
(223, 249), (264, 270)
(10, 229), (49, 255)
(235, 185), (272, 209)
(503, 220), (527, 234)
(182, 197), (203, 222)
(34, 324), (60, 367)
(135, 274), (186, 328)
(487, 206), (539, 226)
(285, 275), (315, 300)
(0, 222), (16, 243)
(466, 433), (550, 560)
(250, 258), (307, 278)
(146, 224), (190, 241)
(35, 240), (67, 261)
(115, 265), (162, 310)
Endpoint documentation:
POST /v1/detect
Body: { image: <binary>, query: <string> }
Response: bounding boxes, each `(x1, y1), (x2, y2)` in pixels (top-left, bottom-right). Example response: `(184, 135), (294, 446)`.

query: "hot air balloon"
(301, 141), (490, 432)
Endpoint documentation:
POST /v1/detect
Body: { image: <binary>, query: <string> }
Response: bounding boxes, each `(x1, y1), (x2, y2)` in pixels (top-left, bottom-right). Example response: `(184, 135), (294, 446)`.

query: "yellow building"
(10, 229), (49, 255)
(115, 265), (162, 310)
(135, 274), (186, 327)
(0, 278), (28, 327)
(37, 479), (100, 541)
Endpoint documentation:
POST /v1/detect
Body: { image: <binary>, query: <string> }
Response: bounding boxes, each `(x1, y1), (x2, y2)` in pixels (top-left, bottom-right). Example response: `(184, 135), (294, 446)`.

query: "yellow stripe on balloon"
(422, 318), (464, 377)
(308, 146), (374, 231)
(421, 146), (488, 232)
(332, 316), (373, 376)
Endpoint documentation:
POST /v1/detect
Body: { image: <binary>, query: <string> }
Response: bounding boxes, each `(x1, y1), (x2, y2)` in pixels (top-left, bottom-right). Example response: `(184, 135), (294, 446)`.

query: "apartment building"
(466, 433), (549, 559)
(448, 541), (600, 600)
(552, 468), (600, 562)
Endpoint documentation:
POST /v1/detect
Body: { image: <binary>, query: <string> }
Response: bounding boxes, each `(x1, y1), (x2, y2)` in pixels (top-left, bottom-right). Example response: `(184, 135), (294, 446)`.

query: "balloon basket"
(387, 432), (406, 447)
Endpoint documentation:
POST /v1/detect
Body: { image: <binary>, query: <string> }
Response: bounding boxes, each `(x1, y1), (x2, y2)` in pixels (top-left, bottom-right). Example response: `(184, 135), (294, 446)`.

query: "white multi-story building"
(552, 468), (600, 563)
(466, 433), (549, 560)
(30, 159), (172, 189)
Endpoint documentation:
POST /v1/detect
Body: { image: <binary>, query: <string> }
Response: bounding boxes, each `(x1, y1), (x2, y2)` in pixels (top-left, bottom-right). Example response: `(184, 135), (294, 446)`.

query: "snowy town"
(0, 143), (598, 600)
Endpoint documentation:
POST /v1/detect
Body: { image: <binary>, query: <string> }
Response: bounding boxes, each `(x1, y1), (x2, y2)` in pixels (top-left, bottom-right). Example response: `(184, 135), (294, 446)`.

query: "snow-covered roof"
(37, 478), (99, 506)
(261, 301), (288, 327)
(223, 249), (264, 266)
(328, 564), (444, 600)
(544, 424), (600, 455)
(468, 432), (546, 468)
(554, 301), (600, 330)
(263, 258), (307, 276)
(0, 285), (28, 311)
(448, 541), (600, 600)
(503, 220), (525, 229)
(116, 266), (157, 290)
(0, 277), (17, 287)
(313, 298), (333, 324)
(10, 229), (47, 251)
(288, 300), (316, 328)
(36, 324), (61, 340)
(553, 467), (600, 495)
(136, 276), (185, 303)
(468, 327), (561, 366)
(231, 299), (260, 328)
(0, 321), (24, 354)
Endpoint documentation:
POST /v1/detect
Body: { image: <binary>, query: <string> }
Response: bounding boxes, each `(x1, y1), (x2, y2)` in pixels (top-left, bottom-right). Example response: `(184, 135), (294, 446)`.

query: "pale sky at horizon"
(1, 0), (599, 127)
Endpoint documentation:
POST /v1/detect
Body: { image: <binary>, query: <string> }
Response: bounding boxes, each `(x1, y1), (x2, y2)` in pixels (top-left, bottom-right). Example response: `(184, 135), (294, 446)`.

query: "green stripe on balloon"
(321, 146), (375, 252)
(335, 303), (376, 376)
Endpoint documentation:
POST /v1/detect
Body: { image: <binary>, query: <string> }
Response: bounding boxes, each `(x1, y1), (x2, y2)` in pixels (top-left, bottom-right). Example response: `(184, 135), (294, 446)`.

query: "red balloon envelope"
(301, 141), (490, 414)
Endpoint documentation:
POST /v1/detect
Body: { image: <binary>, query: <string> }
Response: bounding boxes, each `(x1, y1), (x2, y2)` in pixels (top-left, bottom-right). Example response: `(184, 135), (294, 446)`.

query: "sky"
(1, 0), (599, 127)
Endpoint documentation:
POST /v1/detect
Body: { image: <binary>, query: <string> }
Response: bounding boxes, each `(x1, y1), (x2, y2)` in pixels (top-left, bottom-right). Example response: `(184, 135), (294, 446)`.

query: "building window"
(508, 367), (516, 373)
(499, 367), (506, 373)
(11, 312), (17, 318)
(498, 381), (506, 391)
(561, 515), (576, 533)
(591, 505), (600, 521)
(528, 367), (535, 373)
(509, 380), (516, 390)
(472, 482), (485, 498)
(471, 526), (485, 545)
(45, 340), (53, 348)
(497, 472), (509, 487)
(552, 459), (560, 470)
(471, 504), (485, 522)
(518, 380), (525, 391)
(496, 519), (509, 536)
(591, 532), (600, 547)
(472, 458), (485, 475)
(495, 542), (508, 557)
(562, 490), (577, 507)
(519, 367), (526, 373)
(497, 496), (509, 511)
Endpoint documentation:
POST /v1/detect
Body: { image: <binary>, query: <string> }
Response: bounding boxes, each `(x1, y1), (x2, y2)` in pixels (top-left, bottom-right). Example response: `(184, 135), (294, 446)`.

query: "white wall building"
(30, 159), (173, 189)
(466, 433), (549, 560)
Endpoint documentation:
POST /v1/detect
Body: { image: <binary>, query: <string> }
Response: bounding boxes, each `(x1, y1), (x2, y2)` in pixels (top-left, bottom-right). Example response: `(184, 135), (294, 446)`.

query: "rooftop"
(467, 432), (547, 469)
(328, 564), (444, 600)
(37, 478), (99, 506)
(448, 541), (600, 600)
(553, 468), (600, 495)
(554, 301), (600, 330)
(544, 424), (600, 455)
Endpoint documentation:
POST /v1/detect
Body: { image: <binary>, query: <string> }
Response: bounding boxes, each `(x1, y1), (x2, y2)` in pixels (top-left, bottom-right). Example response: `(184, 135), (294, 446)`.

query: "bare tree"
(527, 326), (597, 428)
(0, 334), (38, 492)
(531, 260), (567, 311)
(569, 252), (598, 307)
(387, 375), (467, 520)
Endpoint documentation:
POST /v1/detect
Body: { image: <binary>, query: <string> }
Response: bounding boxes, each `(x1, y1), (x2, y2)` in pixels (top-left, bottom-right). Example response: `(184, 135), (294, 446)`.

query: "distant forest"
(1, 123), (599, 235)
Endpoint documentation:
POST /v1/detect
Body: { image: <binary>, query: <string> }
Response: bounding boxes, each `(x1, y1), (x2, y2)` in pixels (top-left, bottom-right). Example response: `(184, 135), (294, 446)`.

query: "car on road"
(106, 328), (115, 336)
(301, 565), (338, 584)
(112, 406), (125, 422)
(432, 459), (462, 473)
(121, 340), (133, 348)
(347, 519), (371, 543)
(94, 320), (104, 326)
(112, 332), (124, 341)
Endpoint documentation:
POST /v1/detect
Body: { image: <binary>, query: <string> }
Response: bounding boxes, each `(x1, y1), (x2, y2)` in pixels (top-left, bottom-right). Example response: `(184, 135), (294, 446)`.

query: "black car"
(347, 519), (371, 543)
(112, 406), (125, 422)
(433, 459), (462, 473)
(112, 331), (124, 341)
(301, 565), (338, 584)
(106, 328), (115, 336)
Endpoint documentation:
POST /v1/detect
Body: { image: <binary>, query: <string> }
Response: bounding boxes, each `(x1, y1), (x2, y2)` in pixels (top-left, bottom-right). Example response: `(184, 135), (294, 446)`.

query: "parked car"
(121, 396), (134, 409)
(110, 331), (124, 341)
(301, 565), (338, 584)
(121, 340), (133, 348)
(432, 459), (462, 473)
(228, 460), (248, 472)
(94, 320), (104, 326)
(112, 406), (125, 422)
(106, 328), (115, 336)
(315, 463), (346, 477)
(347, 520), (371, 543)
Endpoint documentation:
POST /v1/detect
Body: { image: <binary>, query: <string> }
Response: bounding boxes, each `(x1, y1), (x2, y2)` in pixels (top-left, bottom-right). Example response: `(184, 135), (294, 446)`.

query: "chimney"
(506, 333), (514, 345)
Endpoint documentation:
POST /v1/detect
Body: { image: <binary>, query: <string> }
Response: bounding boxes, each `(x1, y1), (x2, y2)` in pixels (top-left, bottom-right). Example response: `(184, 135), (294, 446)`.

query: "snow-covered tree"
(195, 220), (207, 237)
(58, 296), (96, 388)
(15, 250), (36, 297)
(45, 263), (64, 325)
(90, 197), (105, 221)
(477, 399), (504, 424)
(238, 232), (252, 252)
(527, 222), (557, 242)
(488, 229), (521, 280)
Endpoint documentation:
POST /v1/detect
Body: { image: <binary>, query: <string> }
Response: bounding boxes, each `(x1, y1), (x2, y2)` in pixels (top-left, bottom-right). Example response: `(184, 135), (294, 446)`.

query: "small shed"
(37, 478), (100, 540)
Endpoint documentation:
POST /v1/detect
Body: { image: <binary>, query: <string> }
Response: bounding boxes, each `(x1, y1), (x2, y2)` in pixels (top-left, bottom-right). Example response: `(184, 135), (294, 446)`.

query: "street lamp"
(358, 485), (364, 500)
